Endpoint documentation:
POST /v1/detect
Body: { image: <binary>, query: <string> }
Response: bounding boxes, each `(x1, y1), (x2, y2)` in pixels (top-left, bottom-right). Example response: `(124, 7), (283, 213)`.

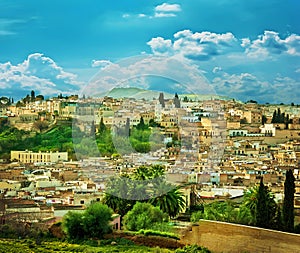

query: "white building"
(260, 123), (276, 136)
(11, 150), (68, 164)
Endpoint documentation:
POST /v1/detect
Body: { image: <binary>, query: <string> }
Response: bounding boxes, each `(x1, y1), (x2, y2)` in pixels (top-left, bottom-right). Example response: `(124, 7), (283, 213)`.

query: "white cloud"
(155, 3), (181, 12)
(154, 3), (181, 18)
(148, 30), (239, 60)
(121, 3), (181, 20)
(154, 12), (176, 18)
(147, 37), (173, 55)
(91, 59), (113, 68)
(0, 53), (82, 96)
(242, 31), (300, 58)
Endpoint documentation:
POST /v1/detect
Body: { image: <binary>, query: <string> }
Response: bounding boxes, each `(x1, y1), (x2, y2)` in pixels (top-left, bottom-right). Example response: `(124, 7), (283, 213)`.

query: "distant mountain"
(96, 87), (233, 101)
(96, 87), (174, 100)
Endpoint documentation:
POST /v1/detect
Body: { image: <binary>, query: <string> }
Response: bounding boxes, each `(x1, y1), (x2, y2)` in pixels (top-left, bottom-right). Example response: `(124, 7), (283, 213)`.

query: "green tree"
(136, 116), (147, 130)
(243, 180), (277, 228)
(274, 205), (284, 231)
(256, 177), (276, 228)
(62, 203), (113, 240)
(123, 202), (168, 231)
(149, 184), (186, 218)
(262, 115), (267, 125)
(240, 117), (247, 124)
(62, 211), (85, 240)
(98, 117), (106, 134)
(83, 203), (113, 239)
(283, 169), (295, 232)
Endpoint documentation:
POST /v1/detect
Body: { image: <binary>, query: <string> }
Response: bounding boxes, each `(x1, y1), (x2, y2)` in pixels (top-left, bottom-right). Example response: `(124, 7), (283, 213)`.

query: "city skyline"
(0, 0), (299, 104)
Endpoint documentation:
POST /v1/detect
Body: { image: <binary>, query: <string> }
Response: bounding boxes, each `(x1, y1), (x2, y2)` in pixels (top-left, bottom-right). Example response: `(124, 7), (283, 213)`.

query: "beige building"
(11, 150), (68, 164)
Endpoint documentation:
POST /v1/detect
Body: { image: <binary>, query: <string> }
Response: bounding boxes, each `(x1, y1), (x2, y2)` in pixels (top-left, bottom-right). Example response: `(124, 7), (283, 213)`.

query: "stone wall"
(180, 220), (300, 253)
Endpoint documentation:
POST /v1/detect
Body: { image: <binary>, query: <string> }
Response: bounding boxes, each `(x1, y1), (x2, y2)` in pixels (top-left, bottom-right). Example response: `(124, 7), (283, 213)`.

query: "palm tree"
(149, 183), (186, 218)
(242, 178), (277, 228)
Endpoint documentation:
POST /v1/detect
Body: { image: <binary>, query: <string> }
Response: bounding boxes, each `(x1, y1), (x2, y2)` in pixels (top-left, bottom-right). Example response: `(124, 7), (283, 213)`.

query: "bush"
(137, 229), (179, 240)
(123, 202), (168, 231)
(190, 211), (204, 223)
(175, 244), (211, 253)
(62, 203), (113, 240)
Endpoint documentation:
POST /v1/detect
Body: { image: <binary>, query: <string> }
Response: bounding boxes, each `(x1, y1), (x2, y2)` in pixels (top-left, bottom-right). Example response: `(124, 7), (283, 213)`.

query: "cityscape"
(0, 88), (300, 252)
(1, 0), (300, 252)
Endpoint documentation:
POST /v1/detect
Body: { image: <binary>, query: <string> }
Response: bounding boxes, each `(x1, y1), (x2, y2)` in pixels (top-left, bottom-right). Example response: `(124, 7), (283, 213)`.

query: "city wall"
(180, 220), (300, 253)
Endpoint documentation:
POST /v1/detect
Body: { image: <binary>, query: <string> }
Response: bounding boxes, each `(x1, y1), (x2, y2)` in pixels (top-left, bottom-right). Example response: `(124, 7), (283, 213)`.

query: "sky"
(0, 0), (299, 103)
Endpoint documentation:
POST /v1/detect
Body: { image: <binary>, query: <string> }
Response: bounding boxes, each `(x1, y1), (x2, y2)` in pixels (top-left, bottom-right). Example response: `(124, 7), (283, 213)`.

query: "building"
(11, 150), (68, 164)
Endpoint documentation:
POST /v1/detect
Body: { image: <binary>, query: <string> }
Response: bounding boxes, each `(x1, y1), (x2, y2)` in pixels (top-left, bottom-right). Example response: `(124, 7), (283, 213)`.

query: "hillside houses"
(1, 93), (300, 226)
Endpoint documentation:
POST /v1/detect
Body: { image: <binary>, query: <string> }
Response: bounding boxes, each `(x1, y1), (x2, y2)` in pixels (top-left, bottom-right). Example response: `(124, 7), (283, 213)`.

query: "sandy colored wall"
(180, 220), (300, 253)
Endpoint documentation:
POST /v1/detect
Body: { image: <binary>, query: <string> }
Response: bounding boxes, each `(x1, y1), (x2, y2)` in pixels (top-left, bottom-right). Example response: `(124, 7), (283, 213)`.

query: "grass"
(0, 238), (174, 253)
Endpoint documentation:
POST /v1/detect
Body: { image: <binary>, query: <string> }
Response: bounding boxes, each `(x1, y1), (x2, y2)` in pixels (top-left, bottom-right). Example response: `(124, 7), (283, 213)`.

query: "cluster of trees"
(102, 164), (186, 219)
(191, 170), (297, 233)
(0, 96), (14, 106)
(0, 124), (75, 160)
(271, 108), (291, 125)
(62, 165), (186, 240)
(93, 116), (163, 157)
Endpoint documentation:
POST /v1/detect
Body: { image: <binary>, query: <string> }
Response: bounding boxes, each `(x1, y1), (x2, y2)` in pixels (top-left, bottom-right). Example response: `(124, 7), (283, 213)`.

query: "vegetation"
(62, 202), (113, 240)
(102, 164), (186, 219)
(0, 238), (176, 253)
(191, 179), (284, 230)
(271, 108), (291, 126)
(0, 123), (75, 160)
(283, 169), (295, 232)
(175, 245), (211, 253)
(123, 202), (168, 231)
(190, 201), (253, 225)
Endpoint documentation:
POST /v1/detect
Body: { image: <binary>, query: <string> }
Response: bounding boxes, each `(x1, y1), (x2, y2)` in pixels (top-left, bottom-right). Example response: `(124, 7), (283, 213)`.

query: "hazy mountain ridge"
(97, 87), (233, 101)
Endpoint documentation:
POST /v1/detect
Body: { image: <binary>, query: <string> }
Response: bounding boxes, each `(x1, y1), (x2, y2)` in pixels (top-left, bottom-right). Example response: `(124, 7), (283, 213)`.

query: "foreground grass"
(0, 238), (174, 253)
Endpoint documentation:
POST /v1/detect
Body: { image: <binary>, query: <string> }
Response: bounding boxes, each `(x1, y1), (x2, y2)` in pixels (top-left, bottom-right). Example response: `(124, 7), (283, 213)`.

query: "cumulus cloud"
(242, 31), (300, 58)
(155, 3), (181, 12)
(148, 30), (239, 60)
(0, 53), (82, 97)
(121, 2), (181, 19)
(211, 70), (300, 104)
(154, 3), (181, 18)
(145, 29), (300, 103)
(146, 37), (173, 55)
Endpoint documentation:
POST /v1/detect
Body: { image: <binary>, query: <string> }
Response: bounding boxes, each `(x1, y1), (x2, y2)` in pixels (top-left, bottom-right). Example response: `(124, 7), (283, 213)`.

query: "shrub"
(190, 211), (204, 223)
(175, 244), (211, 253)
(62, 203), (113, 240)
(123, 202), (168, 231)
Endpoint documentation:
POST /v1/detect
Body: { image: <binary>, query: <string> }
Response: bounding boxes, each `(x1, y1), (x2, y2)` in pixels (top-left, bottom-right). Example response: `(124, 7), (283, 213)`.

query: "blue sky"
(0, 0), (299, 103)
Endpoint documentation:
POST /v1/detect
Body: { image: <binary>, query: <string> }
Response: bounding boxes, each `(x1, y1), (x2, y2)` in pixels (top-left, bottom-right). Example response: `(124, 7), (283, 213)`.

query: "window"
(80, 200), (85, 204)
